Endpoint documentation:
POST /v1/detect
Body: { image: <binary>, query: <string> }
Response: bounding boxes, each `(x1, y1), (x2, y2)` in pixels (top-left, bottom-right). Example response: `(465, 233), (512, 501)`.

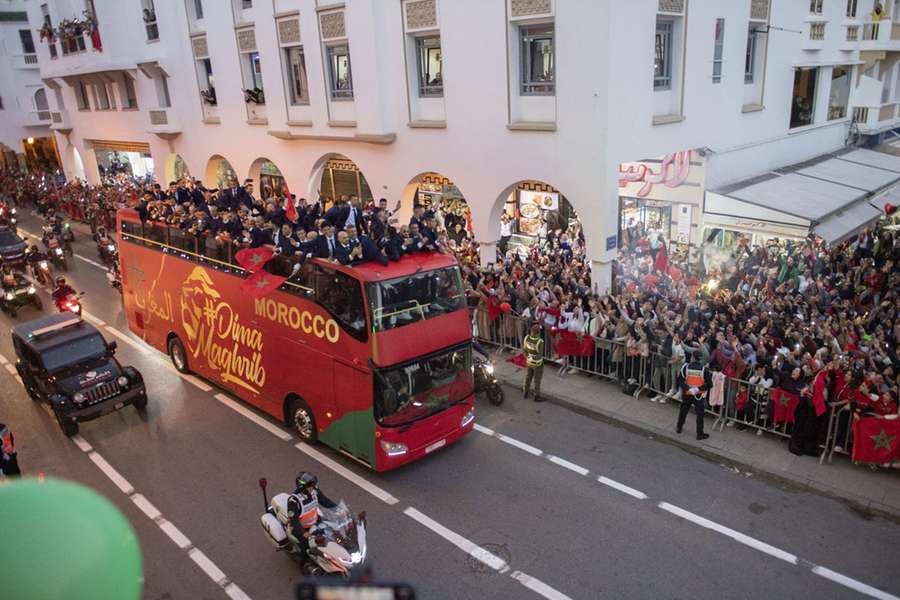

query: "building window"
(19, 29), (35, 54)
(654, 19), (674, 90)
(95, 83), (111, 110)
(75, 81), (90, 110)
(284, 46), (309, 105)
(247, 51), (264, 90)
(158, 76), (171, 108)
(847, 0), (858, 18)
(790, 67), (818, 128)
(828, 65), (850, 120)
(143, 0), (158, 41)
(809, 22), (825, 40)
(810, 0), (824, 14)
(123, 75), (138, 108)
(415, 36), (442, 97)
(197, 58), (216, 105)
(326, 44), (353, 100)
(242, 0), (252, 8)
(712, 18), (725, 83)
(520, 25), (554, 95)
(193, 0), (203, 20)
(745, 27), (757, 84)
(881, 64), (893, 104)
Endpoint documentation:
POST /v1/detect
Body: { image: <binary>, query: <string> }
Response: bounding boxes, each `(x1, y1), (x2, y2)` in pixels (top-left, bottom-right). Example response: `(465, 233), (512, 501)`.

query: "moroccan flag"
(851, 417), (900, 464)
(283, 180), (298, 223)
(655, 241), (669, 274)
(234, 247), (274, 271)
(771, 388), (801, 424)
(240, 270), (287, 299)
(554, 331), (594, 357)
(506, 353), (527, 368)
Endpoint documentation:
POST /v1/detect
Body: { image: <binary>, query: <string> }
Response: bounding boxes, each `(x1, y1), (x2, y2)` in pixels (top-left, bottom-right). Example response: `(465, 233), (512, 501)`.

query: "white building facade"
(22, 0), (900, 287)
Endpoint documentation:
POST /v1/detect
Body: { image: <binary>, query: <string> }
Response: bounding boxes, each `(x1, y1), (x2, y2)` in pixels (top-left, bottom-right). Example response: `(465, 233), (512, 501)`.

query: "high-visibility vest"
(683, 364), (706, 393)
(297, 492), (319, 528)
(1, 425), (14, 457)
(524, 335), (544, 368)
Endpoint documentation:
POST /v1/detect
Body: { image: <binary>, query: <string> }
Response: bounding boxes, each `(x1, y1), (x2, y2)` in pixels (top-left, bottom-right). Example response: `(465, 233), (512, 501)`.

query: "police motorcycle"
(96, 232), (118, 268)
(42, 227), (68, 271)
(258, 477), (368, 578)
(106, 260), (122, 293)
(25, 245), (51, 287)
(59, 219), (75, 255)
(474, 355), (504, 405)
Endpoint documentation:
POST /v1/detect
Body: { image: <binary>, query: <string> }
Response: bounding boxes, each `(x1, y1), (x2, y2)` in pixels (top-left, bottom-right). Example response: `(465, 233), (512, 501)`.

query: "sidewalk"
(491, 354), (900, 521)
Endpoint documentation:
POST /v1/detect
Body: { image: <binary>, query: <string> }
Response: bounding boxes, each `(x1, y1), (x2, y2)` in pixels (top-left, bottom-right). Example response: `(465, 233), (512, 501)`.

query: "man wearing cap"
(523, 324), (546, 402)
(676, 348), (712, 440)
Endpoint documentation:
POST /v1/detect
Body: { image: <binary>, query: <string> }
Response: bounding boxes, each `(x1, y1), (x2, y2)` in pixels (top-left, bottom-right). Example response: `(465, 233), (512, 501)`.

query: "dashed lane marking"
(189, 548), (228, 586)
(0, 353), (7, 364)
(157, 518), (192, 550)
(214, 393), (292, 442)
(4, 363), (16, 375)
(87, 451), (135, 495)
(71, 434), (93, 453)
(658, 502), (799, 565)
(509, 571), (575, 600)
(184, 375), (213, 392)
(130, 493), (162, 520)
(104, 325), (151, 355)
(547, 455), (589, 476)
(224, 582), (253, 600)
(495, 433), (543, 456)
(81, 310), (107, 327)
(473, 423), (495, 435)
(403, 507), (510, 573)
(811, 566), (900, 600)
(295, 442), (399, 505)
(597, 476), (648, 500)
(75, 254), (106, 269)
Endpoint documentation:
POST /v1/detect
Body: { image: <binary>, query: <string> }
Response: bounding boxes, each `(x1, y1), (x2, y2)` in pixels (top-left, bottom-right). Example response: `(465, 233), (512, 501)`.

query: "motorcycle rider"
(51, 276), (76, 305)
(94, 225), (115, 262)
(25, 244), (49, 284)
(1, 262), (16, 293)
(286, 472), (338, 564)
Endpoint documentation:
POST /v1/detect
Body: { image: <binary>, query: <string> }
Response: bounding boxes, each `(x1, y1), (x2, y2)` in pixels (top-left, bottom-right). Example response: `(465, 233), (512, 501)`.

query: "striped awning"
(87, 139), (151, 154)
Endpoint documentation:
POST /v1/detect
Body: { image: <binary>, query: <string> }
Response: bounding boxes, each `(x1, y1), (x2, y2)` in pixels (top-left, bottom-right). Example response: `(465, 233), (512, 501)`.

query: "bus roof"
(118, 207), (460, 282)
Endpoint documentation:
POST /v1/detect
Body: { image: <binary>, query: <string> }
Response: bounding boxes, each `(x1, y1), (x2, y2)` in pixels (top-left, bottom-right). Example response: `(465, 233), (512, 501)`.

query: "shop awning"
(706, 148), (900, 243)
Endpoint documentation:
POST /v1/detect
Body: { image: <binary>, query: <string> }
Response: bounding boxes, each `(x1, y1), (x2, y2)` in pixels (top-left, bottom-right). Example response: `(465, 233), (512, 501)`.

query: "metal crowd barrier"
(472, 308), (854, 464)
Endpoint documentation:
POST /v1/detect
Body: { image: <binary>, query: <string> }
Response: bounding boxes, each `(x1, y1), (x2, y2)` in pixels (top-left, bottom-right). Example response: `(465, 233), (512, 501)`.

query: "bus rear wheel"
(168, 336), (191, 373)
(288, 397), (317, 443)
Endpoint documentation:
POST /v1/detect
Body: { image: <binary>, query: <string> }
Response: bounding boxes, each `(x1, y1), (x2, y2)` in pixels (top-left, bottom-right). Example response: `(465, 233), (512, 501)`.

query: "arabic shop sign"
(618, 150), (692, 198)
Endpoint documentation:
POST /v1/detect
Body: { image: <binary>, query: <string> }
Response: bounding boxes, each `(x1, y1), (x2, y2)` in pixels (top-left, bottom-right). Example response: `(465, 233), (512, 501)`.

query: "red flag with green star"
(851, 417), (900, 464)
(771, 388), (800, 424)
(240, 270), (287, 299)
(234, 247), (274, 272)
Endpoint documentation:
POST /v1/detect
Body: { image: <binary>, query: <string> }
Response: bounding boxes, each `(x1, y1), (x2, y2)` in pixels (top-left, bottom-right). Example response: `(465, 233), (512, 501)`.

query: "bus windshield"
(366, 266), (465, 332)
(375, 343), (473, 426)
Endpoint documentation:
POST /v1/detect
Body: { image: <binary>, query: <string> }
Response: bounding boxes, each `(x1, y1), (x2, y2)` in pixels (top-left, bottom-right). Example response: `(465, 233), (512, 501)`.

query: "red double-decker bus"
(116, 208), (474, 471)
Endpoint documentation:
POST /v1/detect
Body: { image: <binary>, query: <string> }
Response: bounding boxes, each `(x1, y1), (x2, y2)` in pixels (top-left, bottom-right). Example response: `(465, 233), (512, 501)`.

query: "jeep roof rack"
(29, 315), (83, 338)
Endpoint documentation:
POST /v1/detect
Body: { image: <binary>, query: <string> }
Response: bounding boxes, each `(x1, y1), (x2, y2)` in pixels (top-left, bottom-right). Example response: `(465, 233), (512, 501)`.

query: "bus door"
(331, 360), (376, 467)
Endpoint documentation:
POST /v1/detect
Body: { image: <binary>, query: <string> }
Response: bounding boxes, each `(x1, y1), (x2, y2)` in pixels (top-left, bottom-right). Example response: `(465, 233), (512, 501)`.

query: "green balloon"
(0, 477), (143, 600)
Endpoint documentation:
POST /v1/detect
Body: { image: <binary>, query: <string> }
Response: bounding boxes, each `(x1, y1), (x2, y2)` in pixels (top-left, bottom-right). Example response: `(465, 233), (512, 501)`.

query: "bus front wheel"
(168, 336), (191, 374)
(288, 397), (317, 443)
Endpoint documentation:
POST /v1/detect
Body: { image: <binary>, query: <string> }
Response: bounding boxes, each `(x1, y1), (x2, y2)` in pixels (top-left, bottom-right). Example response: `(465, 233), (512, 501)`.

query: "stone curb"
(494, 369), (900, 524)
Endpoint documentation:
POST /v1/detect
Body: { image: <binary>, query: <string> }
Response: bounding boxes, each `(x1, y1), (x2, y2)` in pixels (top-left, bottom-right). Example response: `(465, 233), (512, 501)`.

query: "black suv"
(0, 226), (26, 266)
(12, 313), (147, 436)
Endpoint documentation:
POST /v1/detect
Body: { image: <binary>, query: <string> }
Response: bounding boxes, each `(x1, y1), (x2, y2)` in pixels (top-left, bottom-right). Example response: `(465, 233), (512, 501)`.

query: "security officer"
(523, 324), (545, 402)
(286, 472), (338, 566)
(676, 348), (712, 440)
(0, 422), (21, 476)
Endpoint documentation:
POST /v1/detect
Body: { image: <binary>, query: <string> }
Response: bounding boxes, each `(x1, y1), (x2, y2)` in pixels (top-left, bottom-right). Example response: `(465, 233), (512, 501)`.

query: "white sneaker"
(725, 421), (734, 427)
(833, 445), (843, 453)
(658, 397), (667, 404)
(648, 395), (658, 402)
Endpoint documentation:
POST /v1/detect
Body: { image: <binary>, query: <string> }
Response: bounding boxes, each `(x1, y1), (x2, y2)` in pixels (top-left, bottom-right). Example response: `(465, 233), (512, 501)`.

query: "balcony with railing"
(852, 102), (900, 133)
(147, 107), (181, 138)
(49, 109), (72, 133)
(12, 53), (39, 69)
(859, 17), (900, 49)
(24, 110), (52, 127)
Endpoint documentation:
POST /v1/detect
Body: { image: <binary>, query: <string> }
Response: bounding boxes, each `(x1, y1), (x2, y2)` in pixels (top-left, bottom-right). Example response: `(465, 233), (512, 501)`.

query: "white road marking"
(188, 548), (227, 585)
(87, 451), (135, 495)
(658, 502), (798, 565)
(104, 325), (151, 355)
(71, 434), (93, 453)
(184, 374), (212, 392)
(811, 566), (900, 600)
(0, 353), (8, 364)
(75, 253), (107, 269)
(547, 455), (589, 476)
(598, 476), (649, 500)
(214, 393), (293, 441)
(495, 433), (543, 456)
(473, 423), (495, 436)
(4, 363), (16, 375)
(295, 442), (399, 505)
(403, 507), (509, 572)
(509, 571), (574, 600)
(157, 519), (192, 550)
(13, 375), (21, 384)
(81, 310), (107, 327)
(130, 493), (162, 520)
(224, 583), (253, 600)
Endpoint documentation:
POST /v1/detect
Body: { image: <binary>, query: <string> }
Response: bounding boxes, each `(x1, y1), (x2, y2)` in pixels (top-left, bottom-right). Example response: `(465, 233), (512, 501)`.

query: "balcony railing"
(149, 109), (168, 125)
(24, 110), (52, 126)
(50, 109), (72, 132)
(12, 53), (39, 69)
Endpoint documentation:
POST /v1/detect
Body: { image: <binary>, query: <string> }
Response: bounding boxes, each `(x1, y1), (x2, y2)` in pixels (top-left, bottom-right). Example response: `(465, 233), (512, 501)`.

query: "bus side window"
(315, 267), (366, 340)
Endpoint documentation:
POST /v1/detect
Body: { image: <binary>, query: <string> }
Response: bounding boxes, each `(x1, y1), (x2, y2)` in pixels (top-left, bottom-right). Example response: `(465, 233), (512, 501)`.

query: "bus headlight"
(461, 408), (475, 428)
(379, 440), (408, 456)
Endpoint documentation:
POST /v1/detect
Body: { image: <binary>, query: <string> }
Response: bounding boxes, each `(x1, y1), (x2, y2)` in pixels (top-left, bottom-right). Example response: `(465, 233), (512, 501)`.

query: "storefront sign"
(519, 190), (558, 211)
(606, 235), (617, 251)
(676, 204), (691, 243)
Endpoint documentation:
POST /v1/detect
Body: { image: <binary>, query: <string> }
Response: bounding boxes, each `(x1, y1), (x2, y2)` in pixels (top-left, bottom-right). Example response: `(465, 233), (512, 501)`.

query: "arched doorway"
(400, 172), (471, 244)
(490, 180), (582, 258)
(204, 154), (238, 190)
(33, 88), (49, 114)
(247, 157), (286, 201)
(163, 153), (191, 184)
(310, 153), (373, 209)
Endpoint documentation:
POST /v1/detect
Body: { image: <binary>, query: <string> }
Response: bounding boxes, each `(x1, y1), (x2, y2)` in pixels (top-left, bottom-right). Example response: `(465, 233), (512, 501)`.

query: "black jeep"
(0, 226), (26, 267)
(12, 313), (147, 436)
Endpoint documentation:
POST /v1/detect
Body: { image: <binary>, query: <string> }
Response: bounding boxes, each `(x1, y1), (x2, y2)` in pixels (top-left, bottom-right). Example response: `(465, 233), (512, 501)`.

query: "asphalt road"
(2, 212), (900, 600)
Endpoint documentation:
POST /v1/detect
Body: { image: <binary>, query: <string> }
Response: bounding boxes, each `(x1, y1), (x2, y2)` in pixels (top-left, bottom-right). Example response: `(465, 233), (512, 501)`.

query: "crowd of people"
(3, 167), (898, 462)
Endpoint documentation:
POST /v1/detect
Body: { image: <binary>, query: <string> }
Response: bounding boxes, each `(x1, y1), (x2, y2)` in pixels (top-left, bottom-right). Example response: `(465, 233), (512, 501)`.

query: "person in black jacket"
(379, 226), (403, 262)
(676, 348), (712, 440)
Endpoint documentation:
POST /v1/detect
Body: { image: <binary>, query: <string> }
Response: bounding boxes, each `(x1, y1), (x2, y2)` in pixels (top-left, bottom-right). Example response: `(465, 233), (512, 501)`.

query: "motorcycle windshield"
(317, 501), (360, 550)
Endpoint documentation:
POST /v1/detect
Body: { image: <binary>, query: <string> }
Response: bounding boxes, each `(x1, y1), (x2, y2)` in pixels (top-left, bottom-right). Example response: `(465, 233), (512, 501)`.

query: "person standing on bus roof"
(523, 324), (546, 402)
(317, 223), (338, 259)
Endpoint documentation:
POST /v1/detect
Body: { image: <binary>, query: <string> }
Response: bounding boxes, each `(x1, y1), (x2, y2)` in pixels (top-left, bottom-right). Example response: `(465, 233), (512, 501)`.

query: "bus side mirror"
(108, 341), (118, 354)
